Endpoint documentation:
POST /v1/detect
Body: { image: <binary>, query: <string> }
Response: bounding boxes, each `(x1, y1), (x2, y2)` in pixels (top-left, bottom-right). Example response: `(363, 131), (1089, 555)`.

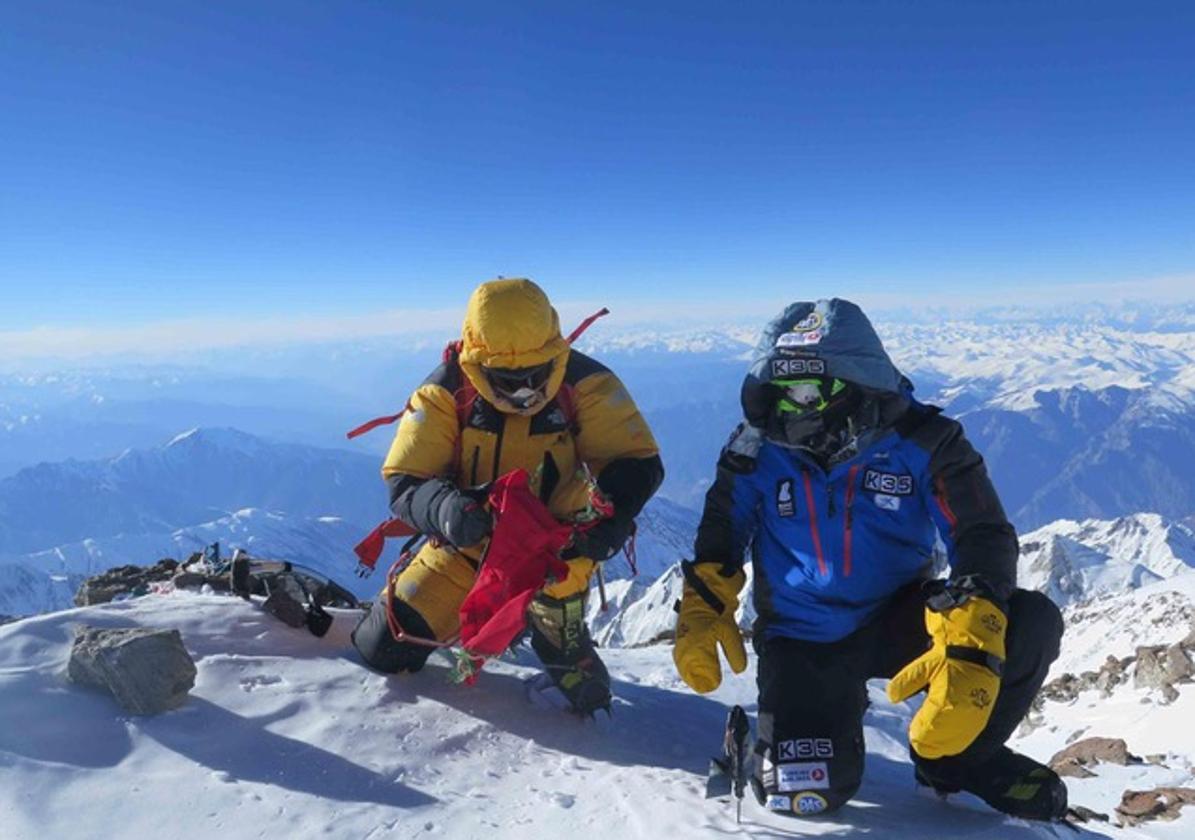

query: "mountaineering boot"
(915, 746), (1068, 822)
(527, 591), (612, 716)
(550, 645), (612, 717)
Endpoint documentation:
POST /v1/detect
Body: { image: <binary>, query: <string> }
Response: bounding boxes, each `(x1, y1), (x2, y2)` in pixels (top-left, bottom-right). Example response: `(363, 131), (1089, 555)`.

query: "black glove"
(562, 516), (632, 562)
(436, 487), (492, 548)
(394, 477), (493, 549)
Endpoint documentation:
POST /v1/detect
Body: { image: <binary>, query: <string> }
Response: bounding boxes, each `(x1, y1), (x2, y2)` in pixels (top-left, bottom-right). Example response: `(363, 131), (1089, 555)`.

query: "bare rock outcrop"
(67, 625), (197, 715)
(1049, 737), (1141, 779)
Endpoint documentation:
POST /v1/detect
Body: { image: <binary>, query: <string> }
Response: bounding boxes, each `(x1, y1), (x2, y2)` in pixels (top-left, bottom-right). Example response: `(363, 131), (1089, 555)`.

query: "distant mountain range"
(5, 311), (1195, 616)
(0, 427), (386, 556)
(600, 512), (1195, 648)
(0, 427), (701, 617)
(9, 313), (1195, 526)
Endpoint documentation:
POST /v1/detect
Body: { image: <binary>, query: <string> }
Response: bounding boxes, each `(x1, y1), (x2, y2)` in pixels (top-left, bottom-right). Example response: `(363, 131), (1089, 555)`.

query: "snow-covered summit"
(165, 426), (271, 454)
(0, 592), (1120, 840)
(1018, 514), (1195, 607)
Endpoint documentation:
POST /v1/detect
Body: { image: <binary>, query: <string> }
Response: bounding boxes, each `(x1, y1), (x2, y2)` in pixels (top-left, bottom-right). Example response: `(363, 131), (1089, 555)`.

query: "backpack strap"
(554, 381), (580, 435)
(893, 401), (943, 438)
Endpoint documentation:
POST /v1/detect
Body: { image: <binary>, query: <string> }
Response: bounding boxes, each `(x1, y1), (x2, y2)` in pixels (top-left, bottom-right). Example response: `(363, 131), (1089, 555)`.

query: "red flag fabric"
(458, 470), (572, 666)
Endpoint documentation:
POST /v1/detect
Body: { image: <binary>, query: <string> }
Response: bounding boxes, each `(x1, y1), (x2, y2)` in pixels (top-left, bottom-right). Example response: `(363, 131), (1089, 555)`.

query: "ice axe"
(705, 704), (751, 823)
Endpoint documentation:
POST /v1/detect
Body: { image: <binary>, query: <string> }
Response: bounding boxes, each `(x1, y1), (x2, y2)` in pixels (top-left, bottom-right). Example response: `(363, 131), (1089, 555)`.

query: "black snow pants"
(752, 584), (1063, 817)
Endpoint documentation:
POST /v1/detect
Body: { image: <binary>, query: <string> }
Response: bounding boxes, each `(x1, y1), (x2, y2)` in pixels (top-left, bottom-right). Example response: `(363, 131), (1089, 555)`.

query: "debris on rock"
(74, 559), (180, 606)
(1049, 737), (1142, 779)
(1116, 787), (1195, 826)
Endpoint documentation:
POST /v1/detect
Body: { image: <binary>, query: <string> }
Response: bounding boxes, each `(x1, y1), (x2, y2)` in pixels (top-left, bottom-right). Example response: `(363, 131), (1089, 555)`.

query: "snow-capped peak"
(1018, 513), (1195, 607)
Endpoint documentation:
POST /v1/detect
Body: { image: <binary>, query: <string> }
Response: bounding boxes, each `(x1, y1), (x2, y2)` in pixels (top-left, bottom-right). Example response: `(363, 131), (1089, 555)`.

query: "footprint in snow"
(549, 792), (576, 809)
(238, 674), (283, 692)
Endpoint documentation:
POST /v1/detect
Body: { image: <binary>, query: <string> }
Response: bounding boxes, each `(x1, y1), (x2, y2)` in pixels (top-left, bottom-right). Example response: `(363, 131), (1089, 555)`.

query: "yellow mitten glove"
(887, 592), (1007, 759)
(673, 562), (748, 693)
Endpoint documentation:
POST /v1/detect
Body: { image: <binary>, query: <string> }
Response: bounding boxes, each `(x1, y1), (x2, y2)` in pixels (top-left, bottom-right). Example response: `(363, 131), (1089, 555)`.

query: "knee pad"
(1010, 589), (1065, 659)
(751, 718), (863, 817)
(351, 599), (436, 674)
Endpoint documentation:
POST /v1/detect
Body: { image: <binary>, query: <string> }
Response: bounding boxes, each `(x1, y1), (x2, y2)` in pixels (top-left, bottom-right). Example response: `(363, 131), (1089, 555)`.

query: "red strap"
(346, 411), (406, 440)
(566, 307), (609, 344)
(555, 383), (578, 431)
(353, 518), (418, 570)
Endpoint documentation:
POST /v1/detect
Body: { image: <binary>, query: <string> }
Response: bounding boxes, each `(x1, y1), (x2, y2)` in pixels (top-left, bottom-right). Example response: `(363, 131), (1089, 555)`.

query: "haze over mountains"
(4, 305), (1195, 619)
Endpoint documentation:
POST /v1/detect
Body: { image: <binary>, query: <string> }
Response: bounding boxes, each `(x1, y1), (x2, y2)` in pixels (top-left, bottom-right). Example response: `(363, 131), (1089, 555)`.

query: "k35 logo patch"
(863, 469), (914, 497)
(771, 358), (826, 378)
(777, 738), (834, 760)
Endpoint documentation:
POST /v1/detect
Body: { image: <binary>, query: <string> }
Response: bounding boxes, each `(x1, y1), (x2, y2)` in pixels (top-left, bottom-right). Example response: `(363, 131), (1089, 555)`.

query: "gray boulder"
(68, 625), (197, 715)
(1135, 646), (1169, 690)
(1162, 645), (1194, 683)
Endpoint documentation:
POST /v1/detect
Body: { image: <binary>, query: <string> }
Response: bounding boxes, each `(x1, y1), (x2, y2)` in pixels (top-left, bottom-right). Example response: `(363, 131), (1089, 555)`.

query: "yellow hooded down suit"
(364, 279), (662, 706)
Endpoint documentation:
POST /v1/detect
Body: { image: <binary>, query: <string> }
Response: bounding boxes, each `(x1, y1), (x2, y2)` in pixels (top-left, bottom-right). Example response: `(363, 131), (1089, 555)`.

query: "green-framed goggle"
(774, 377), (846, 414)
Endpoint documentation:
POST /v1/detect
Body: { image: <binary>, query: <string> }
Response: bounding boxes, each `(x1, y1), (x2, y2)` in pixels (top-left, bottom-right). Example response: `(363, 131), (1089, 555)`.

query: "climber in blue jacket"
(673, 298), (1068, 822)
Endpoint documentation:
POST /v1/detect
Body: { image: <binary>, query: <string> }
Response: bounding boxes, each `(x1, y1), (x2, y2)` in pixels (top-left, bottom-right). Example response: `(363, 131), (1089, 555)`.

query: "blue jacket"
(694, 299), (1017, 643)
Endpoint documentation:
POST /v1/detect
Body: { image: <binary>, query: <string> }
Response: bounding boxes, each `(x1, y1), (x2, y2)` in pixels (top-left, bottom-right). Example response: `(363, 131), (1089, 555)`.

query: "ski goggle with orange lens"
(773, 377), (847, 414)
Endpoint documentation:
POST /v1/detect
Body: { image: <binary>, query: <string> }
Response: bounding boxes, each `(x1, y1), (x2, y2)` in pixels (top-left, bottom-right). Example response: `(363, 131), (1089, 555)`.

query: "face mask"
(771, 376), (861, 447)
(484, 362), (553, 411)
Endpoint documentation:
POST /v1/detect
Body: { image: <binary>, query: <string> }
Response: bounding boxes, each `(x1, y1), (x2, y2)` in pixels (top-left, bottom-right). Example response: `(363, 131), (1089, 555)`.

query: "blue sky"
(2, 1), (1194, 338)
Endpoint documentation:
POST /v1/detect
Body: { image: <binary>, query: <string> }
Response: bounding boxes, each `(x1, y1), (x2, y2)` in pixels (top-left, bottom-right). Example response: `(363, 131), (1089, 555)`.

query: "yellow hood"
(459, 278), (570, 414)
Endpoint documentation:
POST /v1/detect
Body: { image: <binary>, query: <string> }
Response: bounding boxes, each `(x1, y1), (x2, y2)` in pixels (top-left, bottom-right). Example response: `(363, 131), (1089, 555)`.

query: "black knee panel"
(1008, 589), (1064, 664)
(750, 711), (864, 817)
(351, 599), (437, 674)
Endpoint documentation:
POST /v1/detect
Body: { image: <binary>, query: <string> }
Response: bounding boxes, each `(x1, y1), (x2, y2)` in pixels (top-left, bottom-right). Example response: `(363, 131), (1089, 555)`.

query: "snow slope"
(1015, 573), (1195, 831)
(0, 593), (1136, 840)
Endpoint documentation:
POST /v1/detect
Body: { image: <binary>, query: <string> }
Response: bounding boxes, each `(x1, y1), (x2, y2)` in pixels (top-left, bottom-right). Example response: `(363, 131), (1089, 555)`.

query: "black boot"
(527, 592), (612, 716)
(549, 645), (613, 716)
(916, 746), (1068, 822)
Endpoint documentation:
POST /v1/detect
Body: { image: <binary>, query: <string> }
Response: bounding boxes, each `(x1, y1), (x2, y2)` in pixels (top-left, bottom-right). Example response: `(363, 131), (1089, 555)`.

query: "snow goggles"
(484, 361), (554, 409)
(773, 376), (846, 414)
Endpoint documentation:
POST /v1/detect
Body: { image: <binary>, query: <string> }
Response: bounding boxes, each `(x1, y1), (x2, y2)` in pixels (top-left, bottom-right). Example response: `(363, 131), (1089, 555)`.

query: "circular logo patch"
(793, 312), (824, 332)
(793, 792), (828, 815)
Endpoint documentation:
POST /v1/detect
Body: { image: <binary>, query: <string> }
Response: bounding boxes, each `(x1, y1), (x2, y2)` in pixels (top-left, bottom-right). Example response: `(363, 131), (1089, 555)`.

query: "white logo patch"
(875, 493), (901, 511)
(778, 762), (830, 792)
(766, 795), (792, 812)
(776, 479), (795, 518)
(776, 330), (824, 348)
